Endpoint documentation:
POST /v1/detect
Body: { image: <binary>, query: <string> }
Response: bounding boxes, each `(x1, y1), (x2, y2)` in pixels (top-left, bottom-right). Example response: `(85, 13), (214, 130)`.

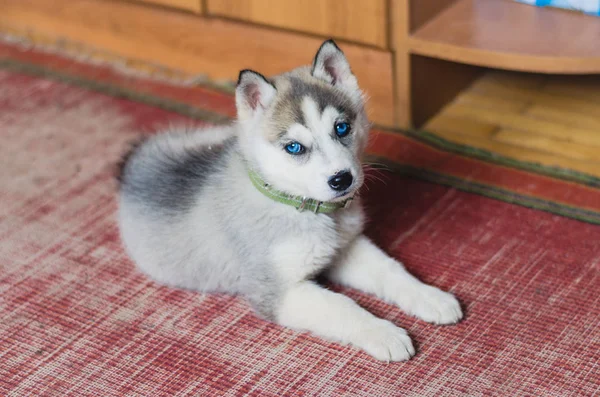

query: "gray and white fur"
(118, 40), (462, 361)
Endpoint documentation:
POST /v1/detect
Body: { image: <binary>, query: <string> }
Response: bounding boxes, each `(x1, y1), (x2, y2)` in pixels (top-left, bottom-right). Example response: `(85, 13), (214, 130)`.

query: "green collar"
(248, 168), (353, 214)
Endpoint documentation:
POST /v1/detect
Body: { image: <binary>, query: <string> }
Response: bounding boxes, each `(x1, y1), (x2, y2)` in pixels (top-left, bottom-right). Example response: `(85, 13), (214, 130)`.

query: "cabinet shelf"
(409, 0), (600, 74)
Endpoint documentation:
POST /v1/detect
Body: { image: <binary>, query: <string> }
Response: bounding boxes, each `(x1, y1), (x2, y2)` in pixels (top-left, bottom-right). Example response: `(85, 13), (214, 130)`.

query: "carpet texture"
(1, 42), (599, 396)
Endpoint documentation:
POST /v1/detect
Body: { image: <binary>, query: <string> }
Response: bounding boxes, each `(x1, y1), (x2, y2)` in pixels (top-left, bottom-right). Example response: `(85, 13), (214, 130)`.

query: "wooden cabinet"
(3, 0), (599, 129)
(0, 0), (394, 125)
(206, 0), (388, 48)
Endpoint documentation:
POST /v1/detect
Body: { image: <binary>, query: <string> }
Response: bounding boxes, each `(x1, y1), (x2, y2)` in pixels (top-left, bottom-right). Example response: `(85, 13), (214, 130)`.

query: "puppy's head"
(235, 40), (369, 203)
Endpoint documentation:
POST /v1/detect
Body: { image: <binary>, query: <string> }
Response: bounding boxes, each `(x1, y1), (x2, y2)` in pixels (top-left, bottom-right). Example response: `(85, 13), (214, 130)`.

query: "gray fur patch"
(287, 76), (357, 121)
(119, 136), (235, 214)
(269, 75), (358, 141)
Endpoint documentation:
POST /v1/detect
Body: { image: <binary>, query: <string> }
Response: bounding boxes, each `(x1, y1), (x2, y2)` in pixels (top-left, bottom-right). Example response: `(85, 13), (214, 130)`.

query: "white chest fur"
(270, 199), (365, 285)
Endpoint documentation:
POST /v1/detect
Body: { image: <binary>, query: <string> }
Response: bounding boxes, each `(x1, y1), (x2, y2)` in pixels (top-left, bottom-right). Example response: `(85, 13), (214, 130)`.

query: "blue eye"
(335, 122), (351, 137)
(285, 141), (305, 155)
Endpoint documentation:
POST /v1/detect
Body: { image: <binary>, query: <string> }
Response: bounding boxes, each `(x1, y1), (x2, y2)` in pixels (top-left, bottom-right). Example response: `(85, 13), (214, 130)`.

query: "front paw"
(404, 285), (463, 325)
(351, 319), (415, 362)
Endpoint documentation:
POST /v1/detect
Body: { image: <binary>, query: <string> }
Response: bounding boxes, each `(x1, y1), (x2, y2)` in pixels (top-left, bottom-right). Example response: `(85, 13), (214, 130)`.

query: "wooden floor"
(424, 70), (600, 178)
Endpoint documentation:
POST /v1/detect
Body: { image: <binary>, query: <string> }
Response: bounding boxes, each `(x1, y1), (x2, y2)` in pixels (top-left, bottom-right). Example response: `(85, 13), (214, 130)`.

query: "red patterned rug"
(1, 41), (599, 396)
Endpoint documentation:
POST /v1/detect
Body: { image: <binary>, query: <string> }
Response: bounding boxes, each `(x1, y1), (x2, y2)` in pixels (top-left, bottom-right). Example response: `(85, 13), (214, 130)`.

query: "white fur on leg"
(276, 281), (415, 362)
(327, 236), (463, 325)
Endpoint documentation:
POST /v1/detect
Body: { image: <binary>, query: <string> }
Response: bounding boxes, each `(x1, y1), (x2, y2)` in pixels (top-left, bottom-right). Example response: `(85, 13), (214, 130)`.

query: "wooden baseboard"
(0, 0), (395, 126)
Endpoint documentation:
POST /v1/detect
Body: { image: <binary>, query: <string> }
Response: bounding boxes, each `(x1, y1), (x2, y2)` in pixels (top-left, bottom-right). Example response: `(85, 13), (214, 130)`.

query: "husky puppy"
(118, 40), (462, 361)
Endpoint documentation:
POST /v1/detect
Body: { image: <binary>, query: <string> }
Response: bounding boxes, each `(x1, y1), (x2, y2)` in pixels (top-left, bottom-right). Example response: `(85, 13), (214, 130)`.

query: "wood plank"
(131, 0), (202, 13)
(409, 0), (600, 74)
(0, 0), (394, 126)
(431, 128), (600, 177)
(423, 114), (498, 138)
(526, 96), (600, 119)
(207, 0), (388, 48)
(469, 75), (600, 110)
(493, 129), (600, 162)
(525, 105), (600, 133)
(441, 102), (600, 148)
(454, 91), (529, 113)
(469, 77), (546, 103)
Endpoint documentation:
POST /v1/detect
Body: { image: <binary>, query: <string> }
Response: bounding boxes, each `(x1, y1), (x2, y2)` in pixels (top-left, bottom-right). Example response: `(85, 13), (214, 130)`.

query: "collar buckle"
(313, 201), (322, 214)
(344, 197), (354, 209)
(297, 197), (308, 212)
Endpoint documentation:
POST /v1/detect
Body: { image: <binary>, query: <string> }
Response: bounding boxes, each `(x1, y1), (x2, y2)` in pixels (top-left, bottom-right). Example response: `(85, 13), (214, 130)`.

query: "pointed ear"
(311, 40), (358, 90)
(236, 69), (277, 120)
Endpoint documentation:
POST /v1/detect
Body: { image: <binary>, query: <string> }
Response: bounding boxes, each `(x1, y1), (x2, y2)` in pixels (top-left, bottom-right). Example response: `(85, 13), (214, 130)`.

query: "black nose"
(328, 170), (353, 192)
